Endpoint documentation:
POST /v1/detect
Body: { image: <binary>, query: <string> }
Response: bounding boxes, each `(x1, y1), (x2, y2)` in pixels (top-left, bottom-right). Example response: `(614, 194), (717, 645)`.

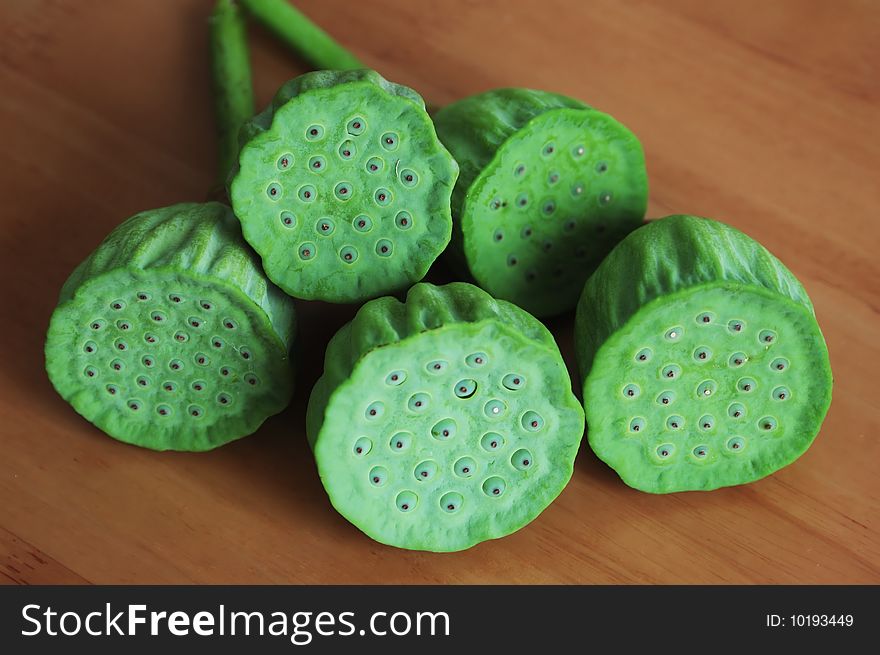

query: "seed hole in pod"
(480, 432), (504, 452)
(346, 117), (365, 135)
(339, 246), (358, 263)
(199, 300), (213, 312)
(150, 311), (166, 323)
(440, 492), (463, 513)
(298, 185), (316, 202)
(772, 386), (790, 401)
(656, 390), (676, 406)
(414, 460), (438, 481)
(168, 358), (184, 372)
(188, 317), (203, 329)
(595, 161), (609, 173)
(759, 329), (777, 344)
(426, 360), (447, 374)
(542, 199), (556, 216)
(299, 242), (317, 260)
(727, 436), (746, 452)
(489, 197), (502, 211)
(374, 187), (391, 206)
(563, 219), (577, 232)
(174, 331), (188, 343)
(396, 491), (417, 512)
(693, 346), (713, 362)
(208, 337), (223, 350)
(728, 402), (746, 419)
(395, 211), (412, 230)
(115, 319), (131, 331)
(162, 381), (176, 393)
(385, 370), (406, 386)
(482, 476), (506, 497)
(484, 399), (507, 417)
(661, 364), (682, 380)
(244, 373), (259, 386)
(514, 193), (529, 209)
(622, 383), (641, 399)
(664, 326), (683, 341)
(542, 142), (556, 157)
(110, 300), (125, 311)
(693, 445), (709, 459)
(635, 348), (653, 363)
(598, 191), (613, 206)
(334, 182), (353, 200)
(389, 432), (412, 452)
(454, 457), (477, 478)
(408, 392), (429, 412)
(547, 171), (560, 185)
(759, 416), (778, 431)
(572, 145), (586, 158)
(521, 226), (533, 238)
(542, 240), (553, 253)
(571, 182), (585, 197)
(629, 417), (646, 433)
(106, 384), (118, 395)
(83, 340), (97, 354)
(89, 319), (105, 331)
(728, 319), (745, 334)
(502, 373), (525, 391)
(266, 183), (282, 200)
(368, 466), (389, 487)
(431, 418), (457, 441)
(770, 357), (789, 372)
(454, 378), (477, 398)
(315, 218), (335, 236)
(353, 437), (372, 457)
(353, 214), (373, 232)
(465, 352), (487, 368)
(514, 163), (527, 177)
(277, 153), (293, 170)
(188, 405), (204, 418)
(127, 400), (141, 412)
(729, 352), (748, 368)
(308, 155), (326, 172)
(666, 415), (684, 430)
(216, 392), (232, 407)
(737, 377), (757, 393)
(699, 415), (715, 430)
(144, 333), (158, 345)
(365, 401), (384, 420)
(696, 380), (717, 398)
(109, 358), (124, 372)
(365, 156), (383, 174)
(136, 292), (150, 302)
(305, 124), (324, 141)
(135, 375), (149, 387)
(696, 312), (715, 325)
(375, 239), (393, 257)
(192, 379), (207, 392)
(656, 443), (675, 460)
(381, 132), (399, 150)
(141, 355), (155, 368)
(239, 348), (251, 361)
(338, 140), (356, 160)
(492, 229), (504, 243)
(522, 410), (544, 432)
(169, 293), (183, 304)
(506, 254), (519, 268)
(511, 448), (533, 471)
(399, 168), (418, 187)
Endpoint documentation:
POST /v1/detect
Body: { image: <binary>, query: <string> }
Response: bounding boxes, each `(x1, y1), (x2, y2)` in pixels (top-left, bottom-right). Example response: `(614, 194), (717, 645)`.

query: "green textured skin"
(46, 202), (296, 451)
(575, 215), (832, 493)
(307, 283), (584, 551)
(434, 89), (648, 317)
(230, 69), (458, 303)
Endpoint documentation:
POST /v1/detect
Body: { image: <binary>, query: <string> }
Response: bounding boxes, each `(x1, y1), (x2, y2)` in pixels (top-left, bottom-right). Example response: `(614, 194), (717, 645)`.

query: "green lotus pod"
(45, 202), (296, 451)
(306, 282), (585, 551)
(433, 89), (647, 317)
(575, 215), (832, 493)
(229, 69), (459, 303)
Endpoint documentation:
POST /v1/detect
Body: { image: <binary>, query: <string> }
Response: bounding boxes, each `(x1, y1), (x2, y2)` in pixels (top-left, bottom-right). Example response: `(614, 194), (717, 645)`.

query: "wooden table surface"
(1, 0), (877, 584)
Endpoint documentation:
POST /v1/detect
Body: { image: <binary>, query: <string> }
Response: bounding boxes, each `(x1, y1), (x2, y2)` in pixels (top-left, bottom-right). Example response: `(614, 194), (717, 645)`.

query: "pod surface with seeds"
(46, 202), (296, 451)
(434, 88), (648, 317)
(307, 282), (585, 551)
(230, 69), (459, 303)
(575, 215), (832, 493)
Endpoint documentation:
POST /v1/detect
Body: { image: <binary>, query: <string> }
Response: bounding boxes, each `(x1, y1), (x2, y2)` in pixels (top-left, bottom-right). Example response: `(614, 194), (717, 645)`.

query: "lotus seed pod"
(45, 202), (296, 451)
(307, 282), (584, 551)
(433, 88), (648, 317)
(230, 69), (459, 303)
(575, 215), (832, 493)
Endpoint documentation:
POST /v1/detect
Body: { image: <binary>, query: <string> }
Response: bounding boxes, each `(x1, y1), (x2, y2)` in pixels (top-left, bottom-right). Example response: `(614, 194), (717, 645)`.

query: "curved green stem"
(210, 0), (255, 188)
(240, 0), (364, 71)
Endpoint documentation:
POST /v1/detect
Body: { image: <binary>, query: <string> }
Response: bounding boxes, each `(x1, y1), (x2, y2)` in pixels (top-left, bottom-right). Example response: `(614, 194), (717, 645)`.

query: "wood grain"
(0, 0), (877, 584)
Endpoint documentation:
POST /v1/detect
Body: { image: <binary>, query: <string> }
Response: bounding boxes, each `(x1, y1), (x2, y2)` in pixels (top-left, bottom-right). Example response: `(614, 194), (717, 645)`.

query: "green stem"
(240, 0), (364, 71)
(210, 0), (255, 188)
